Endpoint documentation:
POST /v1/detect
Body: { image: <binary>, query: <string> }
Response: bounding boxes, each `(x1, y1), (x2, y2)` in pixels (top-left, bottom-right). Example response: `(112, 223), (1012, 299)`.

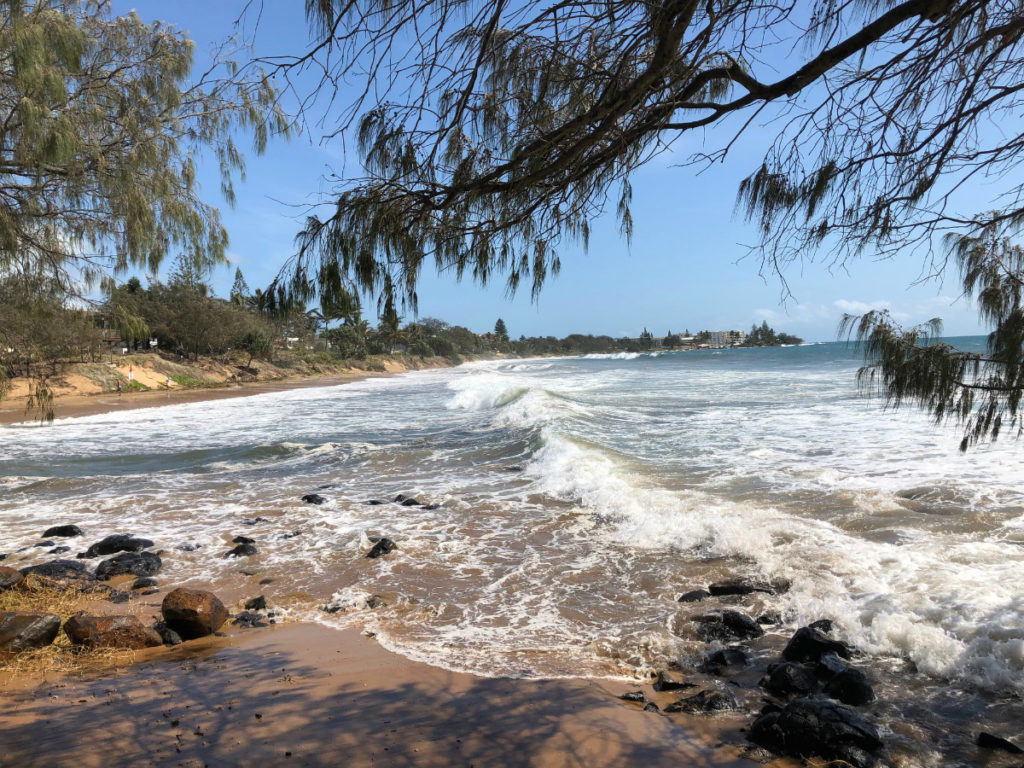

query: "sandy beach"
(0, 620), (763, 768)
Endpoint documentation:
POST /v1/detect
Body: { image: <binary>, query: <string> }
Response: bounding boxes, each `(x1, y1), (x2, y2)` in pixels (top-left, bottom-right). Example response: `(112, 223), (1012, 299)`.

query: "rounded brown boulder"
(0, 611), (61, 652)
(63, 614), (162, 650)
(161, 587), (228, 639)
(0, 566), (24, 591)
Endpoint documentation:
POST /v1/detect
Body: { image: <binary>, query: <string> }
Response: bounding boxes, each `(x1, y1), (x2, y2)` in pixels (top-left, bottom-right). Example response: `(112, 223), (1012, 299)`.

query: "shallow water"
(2, 340), (1022, 766)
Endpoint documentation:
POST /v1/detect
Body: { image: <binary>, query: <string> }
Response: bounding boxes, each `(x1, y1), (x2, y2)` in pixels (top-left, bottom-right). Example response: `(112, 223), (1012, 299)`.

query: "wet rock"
(0, 554), (6, 561)
(367, 499), (385, 505)
(258, 578), (274, 585)
(696, 610), (765, 642)
(619, 691), (646, 702)
(653, 669), (690, 691)
(161, 588), (228, 639)
(824, 668), (875, 706)
(232, 535), (255, 544)
(0, 566), (24, 591)
(817, 651), (848, 677)
(678, 589), (711, 603)
(20, 559), (92, 580)
(132, 577), (158, 590)
(43, 525), (83, 538)
(748, 697), (882, 768)
(105, 589), (133, 604)
(366, 594), (387, 609)
(51, 546), (71, 555)
(232, 611), (268, 628)
(702, 647), (750, 674)
(643, 701), (660, 712)
(64, 614), (162, 650)
(757, 612), (782, 625)
(301, 494), (326, 505)
(245, 595), (267, 611)
(423, 504), (442, 510)
(82, 534), (154, 558)
(0, 612), (61, 652)
(34, 540), (55, 548)
(225, 543), (258, 558)
(151, 621), (183, 646)
(366, 537), (396, 559)
(782, 626), (852, 663)
(760, 662), (821, 698)
(400, 498), (422, 507)
(809, 618), (834, 633)
(977, 732), (1023, 754)
(393, 494), (410, 503)
(664, 689), (738, 714)
(176, 543), (202, 552)
(280, 531), (301, 540)
(95, 551), (162, 580)
(241, 517), (270, 526)
(708, 579), (772, 596)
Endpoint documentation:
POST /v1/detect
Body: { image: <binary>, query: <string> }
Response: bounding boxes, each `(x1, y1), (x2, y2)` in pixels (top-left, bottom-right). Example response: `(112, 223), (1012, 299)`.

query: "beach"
(2, 344), (1022, 767)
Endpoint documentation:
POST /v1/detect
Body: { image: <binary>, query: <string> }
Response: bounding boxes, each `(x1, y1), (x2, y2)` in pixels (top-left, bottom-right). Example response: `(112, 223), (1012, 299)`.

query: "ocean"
(2, 339), (1022, 765)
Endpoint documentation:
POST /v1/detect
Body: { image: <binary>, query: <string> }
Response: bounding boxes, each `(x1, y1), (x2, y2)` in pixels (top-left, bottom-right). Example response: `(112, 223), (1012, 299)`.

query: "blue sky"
(118, 1), (992, 342)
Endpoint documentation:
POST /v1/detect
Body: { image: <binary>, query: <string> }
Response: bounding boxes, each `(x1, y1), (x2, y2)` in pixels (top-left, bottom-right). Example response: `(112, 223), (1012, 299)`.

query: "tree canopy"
(0, 0), (287, 293)
(262, 0), (1024, 314)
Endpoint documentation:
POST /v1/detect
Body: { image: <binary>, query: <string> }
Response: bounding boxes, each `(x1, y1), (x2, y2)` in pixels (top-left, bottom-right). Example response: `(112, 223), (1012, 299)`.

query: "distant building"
(708, 330), (746, 347)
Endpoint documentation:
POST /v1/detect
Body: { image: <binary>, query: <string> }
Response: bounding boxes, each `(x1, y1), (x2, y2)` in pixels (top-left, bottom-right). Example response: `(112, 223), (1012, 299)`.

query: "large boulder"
(366, 537), (396, 559)
(0, 566), (24, 591)
(748, 697), (883, 768)
(43, 525), (83, 538)
(0, 612), (61, 652)
(695, 610), (764, 642)
(760, 662), (821, 699)
(63, 614), (162, 650)
(825, 667), (875, 706)
(783, 626), (852, 663)
(95, 552), (162, 581)
(161, 588), (228, 639)
(224, 543), (258, 558)
(707, 579), (772, 596)
(20, 559), (91, 580)
(82, 534), (154, 559)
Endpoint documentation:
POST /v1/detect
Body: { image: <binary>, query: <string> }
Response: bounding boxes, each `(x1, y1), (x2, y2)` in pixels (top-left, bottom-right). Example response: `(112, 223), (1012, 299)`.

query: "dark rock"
(232, 611), (268, 628)
(140, 589), (159, 596)
(366, 537), (396, 559)
(367, 499), (385, 505)
(0, 566), (24, 591)
(43, 525), (83, 538)
(678, 589), (711, 603)
(0, 612), (61, 652)
(757, 612), (782, 625)
(760, 662), (821, 698)
(619, 691), (646, 702)
(83, 534), (154, 558)
(64, 614), (162, 650)
(664, 689), (738, 714)
(747, 697), (882, 768)
(365, 594), (387, 609)
(423, 504), (442, 510)
(20, 559), (91, 580)
(653, 670), (690, 692)
(280, 531), (301, 540)
(95, 551), (162, 580)
(132, 577), (159, 590)
(809, 619), (834, 633)
(177, 543), (202, 552)
(225, 543), (258, 558)
(161, 588), (229, 639)
(782, 626), (852, 663)
(977, 732), (1023, 754)
(400, 498), (421, 506)
(34, 540), (55, 548)
(301, 494), (326, 505)
(824, 668), (875, 706)
(708, 579), (773, 596)
(0, 554), (6, 561)
(152, 621), (183, 646)
(393, 494), (409, 503)
(241, 517), (270, 526)
(258, 578), (274, 585)
(817, 651), (848, 678)
(696, 610), (764, 642)
(232, 535), (255, 544)
(51, 546), (71, 555)
(703, 647), (750, 673)
(245, 595), (267, 611)
(105, 589), (133, 604)
(643, 702), (660, 712)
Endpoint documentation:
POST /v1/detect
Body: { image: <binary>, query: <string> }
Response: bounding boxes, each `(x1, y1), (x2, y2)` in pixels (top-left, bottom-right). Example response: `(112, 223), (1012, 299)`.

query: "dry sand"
(0, 622), (772, 768)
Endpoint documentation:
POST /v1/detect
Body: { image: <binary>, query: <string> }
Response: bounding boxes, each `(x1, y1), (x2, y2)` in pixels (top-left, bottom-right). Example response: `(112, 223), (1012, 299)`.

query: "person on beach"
(116, 380), (122, 395)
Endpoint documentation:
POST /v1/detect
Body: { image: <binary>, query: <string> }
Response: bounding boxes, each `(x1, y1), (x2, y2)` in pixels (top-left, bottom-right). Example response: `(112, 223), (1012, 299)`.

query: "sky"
(115, 1), (994, 343)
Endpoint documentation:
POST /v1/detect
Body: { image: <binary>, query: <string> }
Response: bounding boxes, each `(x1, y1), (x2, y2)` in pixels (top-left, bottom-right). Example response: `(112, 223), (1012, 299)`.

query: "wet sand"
(0, 622), (764, 767)
(0, 372), (380, 426)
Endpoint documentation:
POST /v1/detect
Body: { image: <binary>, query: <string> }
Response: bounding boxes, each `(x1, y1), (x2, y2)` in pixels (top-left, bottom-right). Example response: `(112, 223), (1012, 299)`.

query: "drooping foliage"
(0, 0), (287, 292)
(844, 226), (1024, 450)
